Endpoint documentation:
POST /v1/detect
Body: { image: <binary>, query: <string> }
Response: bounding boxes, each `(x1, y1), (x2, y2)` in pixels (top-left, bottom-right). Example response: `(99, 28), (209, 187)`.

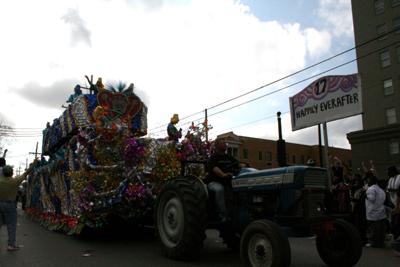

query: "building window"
(267, 152), (272, 161)
(378, 24), (387, 40)
(243, 149), (248, 160)
(386, 107), (396, 124)
(398, 46), (400, 62)
(375, 0), (384, 14)
(381, 51), (390, 67)
(301, 156), (305, 164)
(384, 79), (393, 95)
(395, 18), (400, 34)
(393, 0), (400, 7)
(390, 139), (399, 154)
(286, 154), (289, 164)
(233, 148), (238, 159)
(258, 151), (263, 161)
(292, 155), (296, 164)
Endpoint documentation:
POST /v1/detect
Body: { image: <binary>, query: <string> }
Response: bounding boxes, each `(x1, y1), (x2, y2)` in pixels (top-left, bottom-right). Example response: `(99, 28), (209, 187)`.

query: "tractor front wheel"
(240, 219), (291, 267)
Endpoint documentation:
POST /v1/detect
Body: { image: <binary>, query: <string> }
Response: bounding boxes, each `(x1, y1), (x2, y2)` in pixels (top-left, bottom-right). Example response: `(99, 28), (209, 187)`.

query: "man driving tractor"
(204, 138), (246, 223)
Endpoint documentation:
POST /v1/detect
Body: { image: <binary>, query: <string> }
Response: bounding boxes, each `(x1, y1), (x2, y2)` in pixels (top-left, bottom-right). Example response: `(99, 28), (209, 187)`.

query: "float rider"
(167, 114), (182, 142)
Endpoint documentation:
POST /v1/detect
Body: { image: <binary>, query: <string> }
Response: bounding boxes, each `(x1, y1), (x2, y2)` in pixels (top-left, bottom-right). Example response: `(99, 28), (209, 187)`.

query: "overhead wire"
(211, 72), (400, 136)
(148, 28), (398, 134)
(148, 34), (400, 137)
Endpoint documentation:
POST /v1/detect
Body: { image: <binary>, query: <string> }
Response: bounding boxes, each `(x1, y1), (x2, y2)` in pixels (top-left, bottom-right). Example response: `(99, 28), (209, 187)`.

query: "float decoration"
(26, 76), (212, 234)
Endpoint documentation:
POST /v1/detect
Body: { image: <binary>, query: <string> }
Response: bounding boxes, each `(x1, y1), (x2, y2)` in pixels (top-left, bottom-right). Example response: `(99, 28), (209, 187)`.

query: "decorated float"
(25, 76), (212, 234)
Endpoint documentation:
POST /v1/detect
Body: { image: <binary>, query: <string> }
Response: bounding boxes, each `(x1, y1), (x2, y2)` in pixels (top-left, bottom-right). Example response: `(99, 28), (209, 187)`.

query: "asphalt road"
(0, 204), (399, 267)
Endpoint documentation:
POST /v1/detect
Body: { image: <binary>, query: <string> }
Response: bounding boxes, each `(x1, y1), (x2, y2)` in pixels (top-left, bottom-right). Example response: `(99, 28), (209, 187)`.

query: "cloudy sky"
(0, 0), (362, 169)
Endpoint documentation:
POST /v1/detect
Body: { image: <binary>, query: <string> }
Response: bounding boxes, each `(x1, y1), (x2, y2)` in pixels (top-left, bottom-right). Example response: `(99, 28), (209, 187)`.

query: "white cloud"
(304, 28), (331, 59)
(315, 0), (354, 39)
(0, 0), (359, 166)
(61, 8), (92, 47)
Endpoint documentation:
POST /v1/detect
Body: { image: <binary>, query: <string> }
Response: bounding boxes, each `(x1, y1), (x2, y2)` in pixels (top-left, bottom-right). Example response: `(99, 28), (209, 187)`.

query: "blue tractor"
(155, 163), (362, 267)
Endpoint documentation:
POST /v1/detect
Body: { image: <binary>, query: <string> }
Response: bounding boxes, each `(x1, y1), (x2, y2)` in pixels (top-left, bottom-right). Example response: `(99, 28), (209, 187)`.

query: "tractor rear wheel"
(316, 219), (362, 267)
(155, 178), (207, 260)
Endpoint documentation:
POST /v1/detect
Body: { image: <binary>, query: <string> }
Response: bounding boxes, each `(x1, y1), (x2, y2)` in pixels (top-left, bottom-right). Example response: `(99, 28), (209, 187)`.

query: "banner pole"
(323, 122), (332, 192)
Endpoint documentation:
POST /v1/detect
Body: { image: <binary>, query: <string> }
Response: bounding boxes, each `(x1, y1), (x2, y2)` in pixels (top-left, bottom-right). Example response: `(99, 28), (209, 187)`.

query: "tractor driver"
(205, 138), (246, 223)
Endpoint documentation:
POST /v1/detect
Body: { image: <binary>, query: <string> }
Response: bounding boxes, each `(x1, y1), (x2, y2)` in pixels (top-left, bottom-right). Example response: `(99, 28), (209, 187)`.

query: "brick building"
(217, 132), (352, 174)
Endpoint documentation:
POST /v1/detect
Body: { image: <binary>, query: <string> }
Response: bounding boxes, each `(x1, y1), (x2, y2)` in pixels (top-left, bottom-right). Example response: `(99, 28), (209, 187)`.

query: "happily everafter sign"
(289, 74), (362, 131)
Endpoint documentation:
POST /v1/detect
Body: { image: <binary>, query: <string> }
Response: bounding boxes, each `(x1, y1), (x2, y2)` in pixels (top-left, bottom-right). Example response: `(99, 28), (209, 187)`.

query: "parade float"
(25, 76), (212, 235)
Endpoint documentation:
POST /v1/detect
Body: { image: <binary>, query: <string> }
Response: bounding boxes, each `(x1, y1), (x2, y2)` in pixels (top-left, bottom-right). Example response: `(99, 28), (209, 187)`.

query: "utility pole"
(28, 142), (41, 158)
(318, 124), (323, 167)
(205, 109), (208, 141)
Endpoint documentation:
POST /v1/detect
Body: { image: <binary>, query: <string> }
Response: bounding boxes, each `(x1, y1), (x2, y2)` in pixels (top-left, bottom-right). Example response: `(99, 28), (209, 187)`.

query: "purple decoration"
(123, 138), (146, 165)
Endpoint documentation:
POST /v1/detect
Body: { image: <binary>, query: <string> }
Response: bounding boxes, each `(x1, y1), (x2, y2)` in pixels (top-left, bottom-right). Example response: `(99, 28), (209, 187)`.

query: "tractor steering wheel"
(225, 162), (250, 176)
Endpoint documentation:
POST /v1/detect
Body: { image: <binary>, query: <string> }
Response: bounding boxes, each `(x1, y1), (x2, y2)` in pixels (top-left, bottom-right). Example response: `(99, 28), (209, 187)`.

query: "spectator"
(364, 176), (387, 248)
(385, 166), (400, 241)
(362, 159), (378, 178)
(386, 166), (400, 207)
(332, 176), (342, 213)
(0, 149), (8, 180)
(337, 175), (350, 213)
(0, 158), (39, 251)
(390, 181), (400, 255)
(351, 177), (368, 245)
(331, 156), (343, 181)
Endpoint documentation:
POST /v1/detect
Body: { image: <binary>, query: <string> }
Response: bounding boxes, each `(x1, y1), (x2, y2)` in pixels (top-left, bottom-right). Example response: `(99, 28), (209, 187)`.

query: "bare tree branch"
(0, 118), (15, 153)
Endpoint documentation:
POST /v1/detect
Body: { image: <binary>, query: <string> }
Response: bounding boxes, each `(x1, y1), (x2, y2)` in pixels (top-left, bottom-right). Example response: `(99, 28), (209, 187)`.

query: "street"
(0, 205), (399, 267)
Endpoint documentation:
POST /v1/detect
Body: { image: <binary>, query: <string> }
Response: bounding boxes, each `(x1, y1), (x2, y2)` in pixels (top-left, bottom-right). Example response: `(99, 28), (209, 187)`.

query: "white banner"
(290, 74), (362, 131)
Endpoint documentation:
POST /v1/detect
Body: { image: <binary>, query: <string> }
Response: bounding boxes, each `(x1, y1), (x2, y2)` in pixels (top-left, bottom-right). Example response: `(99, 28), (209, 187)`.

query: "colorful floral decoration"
(26, 75), (213, 235)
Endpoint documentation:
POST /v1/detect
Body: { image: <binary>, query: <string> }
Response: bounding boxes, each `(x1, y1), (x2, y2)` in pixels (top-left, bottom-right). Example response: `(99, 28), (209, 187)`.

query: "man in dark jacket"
(206, 138), (245, 223)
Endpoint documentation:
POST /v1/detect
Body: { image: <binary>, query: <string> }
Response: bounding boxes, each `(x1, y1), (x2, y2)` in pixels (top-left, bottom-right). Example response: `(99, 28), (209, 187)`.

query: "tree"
(0, 118), (14, 154)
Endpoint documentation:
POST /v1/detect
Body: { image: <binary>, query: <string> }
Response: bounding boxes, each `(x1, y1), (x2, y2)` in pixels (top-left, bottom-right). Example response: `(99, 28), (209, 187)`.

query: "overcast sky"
(0, 0), (362, 168)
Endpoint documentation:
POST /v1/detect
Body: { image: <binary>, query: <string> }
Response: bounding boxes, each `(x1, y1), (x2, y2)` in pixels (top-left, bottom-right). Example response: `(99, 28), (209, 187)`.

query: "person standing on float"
(167, 114), (182, 142)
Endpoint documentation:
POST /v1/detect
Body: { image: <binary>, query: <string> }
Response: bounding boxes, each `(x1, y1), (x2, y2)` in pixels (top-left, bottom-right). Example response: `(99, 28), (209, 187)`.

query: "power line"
(148, 45), (399, 138)
(213, 111), (290, 135)
(147, 28), (399, 134)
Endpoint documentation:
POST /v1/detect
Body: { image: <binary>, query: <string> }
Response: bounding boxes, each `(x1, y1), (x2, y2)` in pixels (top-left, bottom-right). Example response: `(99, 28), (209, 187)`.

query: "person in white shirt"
(364, 176), (387, 248)
(386, 166), (400, 207)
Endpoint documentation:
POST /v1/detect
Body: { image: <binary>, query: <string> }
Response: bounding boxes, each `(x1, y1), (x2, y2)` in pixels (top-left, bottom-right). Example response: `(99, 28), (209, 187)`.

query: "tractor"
(155, 162), (362, 267)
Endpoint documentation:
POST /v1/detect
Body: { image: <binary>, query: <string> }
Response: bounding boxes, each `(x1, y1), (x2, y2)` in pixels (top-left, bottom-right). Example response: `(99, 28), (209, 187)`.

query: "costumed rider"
(167, 114), (182, 142)
(204, 138), (246, 223)
(67, 85), (82, 102)
(85, 75), (104, 95)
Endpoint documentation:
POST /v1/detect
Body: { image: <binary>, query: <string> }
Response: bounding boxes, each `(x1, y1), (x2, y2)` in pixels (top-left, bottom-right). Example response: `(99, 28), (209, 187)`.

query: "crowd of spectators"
(330, 157), (400, 255)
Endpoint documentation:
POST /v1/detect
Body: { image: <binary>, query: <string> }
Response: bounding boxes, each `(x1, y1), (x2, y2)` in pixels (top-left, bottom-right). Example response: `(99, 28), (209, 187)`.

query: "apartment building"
(347, 0), (400, 179)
